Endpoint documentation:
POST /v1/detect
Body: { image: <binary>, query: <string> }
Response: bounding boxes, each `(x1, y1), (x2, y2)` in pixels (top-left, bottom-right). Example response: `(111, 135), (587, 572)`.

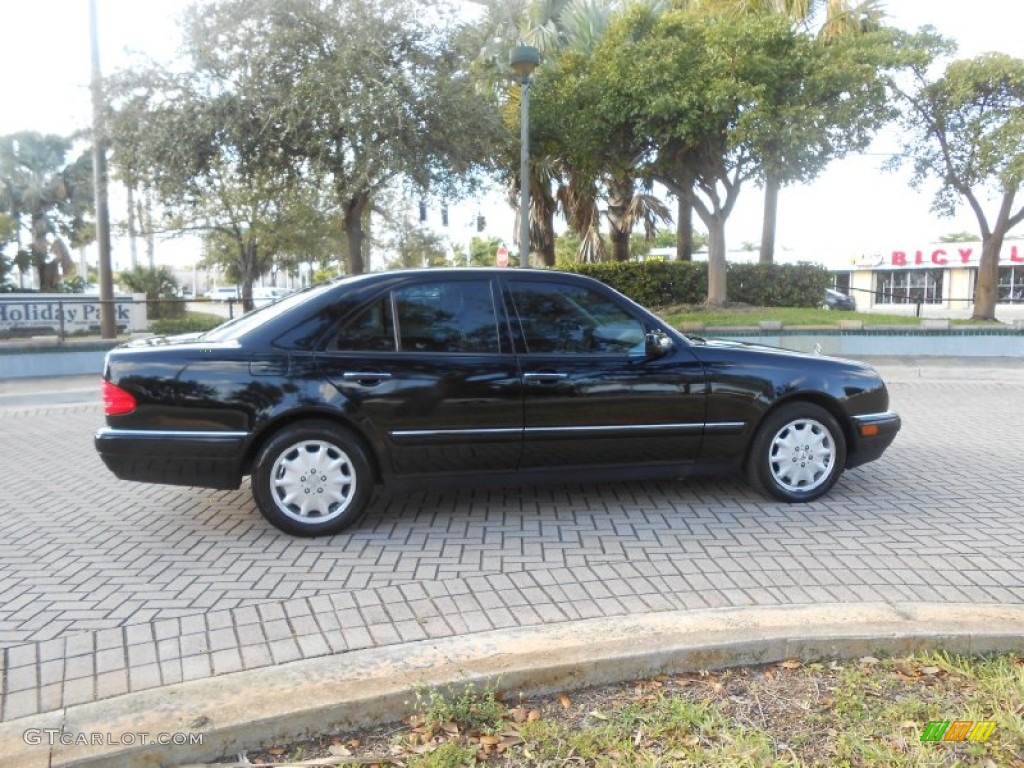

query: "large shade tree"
(593, 7), (820, 304)
(0, 132), (93, 291)
(896, 49), (1024, 321)
(739, 4), (900, 264)
(181, 0), (504, 276)
(108, 67), (303, 311)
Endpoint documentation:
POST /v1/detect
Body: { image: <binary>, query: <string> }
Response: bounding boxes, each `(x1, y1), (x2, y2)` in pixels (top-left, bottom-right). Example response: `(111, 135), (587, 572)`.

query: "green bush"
(729, 262), (832, 308)
(558, 260), (829, 308)
(560, 261), (707, 306)
(149, 312), (224, 336)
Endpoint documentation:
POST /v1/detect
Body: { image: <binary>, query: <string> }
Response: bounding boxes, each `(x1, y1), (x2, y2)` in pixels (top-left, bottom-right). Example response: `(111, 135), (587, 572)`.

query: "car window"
(509, 280), (645, 355)
(395, 280), (500, 353)
(330, 294), (397, 351)
(327, 279), (501, 354)
(202, 282), (337, 342)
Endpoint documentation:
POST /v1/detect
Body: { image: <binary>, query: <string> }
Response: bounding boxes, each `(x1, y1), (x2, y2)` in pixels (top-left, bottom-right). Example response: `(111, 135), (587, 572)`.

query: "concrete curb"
(4, 602), (1022, 767)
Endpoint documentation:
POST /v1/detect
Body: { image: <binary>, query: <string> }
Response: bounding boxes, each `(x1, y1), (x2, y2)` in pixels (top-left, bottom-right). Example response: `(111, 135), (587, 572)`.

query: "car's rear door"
(314, 276), (523, 477)
(504, 275), (706, 470)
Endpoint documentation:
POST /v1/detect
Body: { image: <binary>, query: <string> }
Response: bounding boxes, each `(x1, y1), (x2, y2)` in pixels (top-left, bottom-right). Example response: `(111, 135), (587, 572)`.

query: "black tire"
(747, 402), (846, 503)
(252, 421), (373, 536)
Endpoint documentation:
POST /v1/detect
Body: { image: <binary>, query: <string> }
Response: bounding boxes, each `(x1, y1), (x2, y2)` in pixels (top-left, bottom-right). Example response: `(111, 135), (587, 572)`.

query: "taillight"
(103, 380), (137, 415)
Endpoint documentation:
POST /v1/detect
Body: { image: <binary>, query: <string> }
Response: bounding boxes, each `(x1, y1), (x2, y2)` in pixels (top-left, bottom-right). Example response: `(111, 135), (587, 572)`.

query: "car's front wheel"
(252, 421), (373, 536)
(747, 402), (846, 502)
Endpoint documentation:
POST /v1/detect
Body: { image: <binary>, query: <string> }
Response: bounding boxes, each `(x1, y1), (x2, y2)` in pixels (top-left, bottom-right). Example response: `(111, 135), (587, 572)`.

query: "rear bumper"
(94, 427), (248, 489)
(846, 411), (901, 468)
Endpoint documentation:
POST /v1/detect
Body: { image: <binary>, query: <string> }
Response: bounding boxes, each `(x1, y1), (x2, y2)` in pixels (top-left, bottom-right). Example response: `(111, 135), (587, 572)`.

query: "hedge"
(149, 312), (225, 336)
(559, 260), (830, 308)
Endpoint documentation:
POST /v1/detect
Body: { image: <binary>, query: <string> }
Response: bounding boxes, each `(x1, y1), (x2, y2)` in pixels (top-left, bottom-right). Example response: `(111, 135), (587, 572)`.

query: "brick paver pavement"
(1, 368), (1022, 720)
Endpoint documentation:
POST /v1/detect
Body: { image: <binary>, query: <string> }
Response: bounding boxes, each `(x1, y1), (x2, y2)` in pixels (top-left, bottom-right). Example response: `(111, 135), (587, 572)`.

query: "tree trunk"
(32, 214), (57, 291)
(139, 191), (155, 269)
(759, 174), (779, 264)
(668, 146), (697, 262)
(676, 196), (693, 261)
(343, 194), (369, 275)
(538, 204), (556, 267)
(606, 178), (633, 262)
(238, 239), (257, 313)
(973, 232), (1002, 321)
(969, 189), (1021, 320)
(704, 216), (728, 307)
(126, 183), (138, 269)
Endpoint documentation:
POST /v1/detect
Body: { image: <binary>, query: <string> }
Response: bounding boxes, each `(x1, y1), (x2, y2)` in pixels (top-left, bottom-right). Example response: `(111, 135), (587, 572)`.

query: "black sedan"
(95, 269), (900, 536)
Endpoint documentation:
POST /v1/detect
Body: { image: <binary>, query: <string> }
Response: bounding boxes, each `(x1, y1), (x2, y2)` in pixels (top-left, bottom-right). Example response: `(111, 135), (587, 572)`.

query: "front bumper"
(846, 411), (901, 468)
(95, 427), (248, 489)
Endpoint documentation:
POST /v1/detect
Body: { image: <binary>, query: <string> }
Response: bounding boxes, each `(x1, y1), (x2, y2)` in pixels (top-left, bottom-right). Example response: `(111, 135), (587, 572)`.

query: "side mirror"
(644, 330), (673, 358)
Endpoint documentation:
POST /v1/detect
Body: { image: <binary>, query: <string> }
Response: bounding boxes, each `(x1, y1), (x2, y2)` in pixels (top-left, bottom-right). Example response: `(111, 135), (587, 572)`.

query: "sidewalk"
(0, 374), (99, 408)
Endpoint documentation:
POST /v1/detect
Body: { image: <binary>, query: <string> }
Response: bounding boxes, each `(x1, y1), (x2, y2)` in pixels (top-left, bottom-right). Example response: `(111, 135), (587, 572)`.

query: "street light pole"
(510, 45), (539, 268)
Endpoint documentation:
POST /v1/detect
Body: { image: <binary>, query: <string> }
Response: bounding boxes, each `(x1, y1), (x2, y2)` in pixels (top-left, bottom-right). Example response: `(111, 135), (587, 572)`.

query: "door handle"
(523, 371), (568, 383)
(341, 371), (393, 385)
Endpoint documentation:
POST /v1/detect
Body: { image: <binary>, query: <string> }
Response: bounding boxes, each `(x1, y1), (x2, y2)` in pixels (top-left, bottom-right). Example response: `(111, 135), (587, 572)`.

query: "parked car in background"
(253, 286), (292, 307)
(825, 288), (856, 311)
(204, 286), (239, 301)
(95, 269), (900, 537)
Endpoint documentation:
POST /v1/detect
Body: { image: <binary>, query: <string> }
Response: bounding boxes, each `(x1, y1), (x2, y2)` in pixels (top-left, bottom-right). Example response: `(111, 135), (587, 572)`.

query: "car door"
(505, 276), (706, 470)
(315, 277), (523, 477)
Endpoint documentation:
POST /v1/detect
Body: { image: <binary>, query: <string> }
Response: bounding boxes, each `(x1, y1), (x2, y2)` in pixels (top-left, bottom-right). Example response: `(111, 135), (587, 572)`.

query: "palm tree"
(0, 132), (93, 291)
(480, 0), (673, 263)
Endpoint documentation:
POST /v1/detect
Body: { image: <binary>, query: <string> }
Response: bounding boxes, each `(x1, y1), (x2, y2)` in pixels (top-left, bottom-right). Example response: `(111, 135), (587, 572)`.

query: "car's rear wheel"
(252, 421), (373, 536)
(747, 402), (846, 502)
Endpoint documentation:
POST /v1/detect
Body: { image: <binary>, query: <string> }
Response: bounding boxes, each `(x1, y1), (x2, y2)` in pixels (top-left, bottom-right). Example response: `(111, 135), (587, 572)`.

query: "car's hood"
(691, 336), (873, 371)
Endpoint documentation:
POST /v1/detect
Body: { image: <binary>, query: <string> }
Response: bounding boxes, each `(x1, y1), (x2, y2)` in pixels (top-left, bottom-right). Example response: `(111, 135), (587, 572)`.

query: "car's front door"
(506, 277), (706, 470)
(315, 277), (523, 477)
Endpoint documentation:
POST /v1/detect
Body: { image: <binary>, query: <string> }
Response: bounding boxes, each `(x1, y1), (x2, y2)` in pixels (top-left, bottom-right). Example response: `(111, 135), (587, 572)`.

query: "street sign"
(496, 245), (509, 267)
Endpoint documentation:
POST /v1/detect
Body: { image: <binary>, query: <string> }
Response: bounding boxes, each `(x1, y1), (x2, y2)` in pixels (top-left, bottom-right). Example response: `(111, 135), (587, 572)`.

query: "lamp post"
(510, 45), (539, 268)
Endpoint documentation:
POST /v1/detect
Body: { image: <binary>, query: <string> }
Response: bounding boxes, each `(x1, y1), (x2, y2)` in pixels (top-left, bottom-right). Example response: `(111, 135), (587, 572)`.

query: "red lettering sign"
(959, 248), (972, 264)
(892, 251), (906, 266)
(914, 250), (924, 265)
(1011, 245), (1023, 263)
(931, 249), (947, 265)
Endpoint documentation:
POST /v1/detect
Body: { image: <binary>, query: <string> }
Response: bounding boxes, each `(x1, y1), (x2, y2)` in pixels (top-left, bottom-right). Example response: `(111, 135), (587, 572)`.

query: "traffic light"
(476, 214), (486, 232)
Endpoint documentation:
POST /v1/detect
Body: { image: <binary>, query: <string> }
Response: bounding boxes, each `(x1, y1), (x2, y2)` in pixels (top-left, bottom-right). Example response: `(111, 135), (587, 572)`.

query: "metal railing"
(844, 286), (994, 317)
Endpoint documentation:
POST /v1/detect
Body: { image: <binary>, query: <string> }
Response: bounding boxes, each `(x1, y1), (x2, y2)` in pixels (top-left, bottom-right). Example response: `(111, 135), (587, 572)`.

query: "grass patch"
(658, 305), (998, 328)
(238, 652), (1024, 767)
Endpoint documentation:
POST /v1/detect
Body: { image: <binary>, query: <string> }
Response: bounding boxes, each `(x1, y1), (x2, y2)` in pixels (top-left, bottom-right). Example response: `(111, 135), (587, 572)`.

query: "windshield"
(200, 282), (340, 342)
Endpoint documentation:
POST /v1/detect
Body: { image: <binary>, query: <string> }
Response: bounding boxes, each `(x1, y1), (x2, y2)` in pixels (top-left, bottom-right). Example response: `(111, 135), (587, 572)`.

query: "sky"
(1, 0), (1021, 271)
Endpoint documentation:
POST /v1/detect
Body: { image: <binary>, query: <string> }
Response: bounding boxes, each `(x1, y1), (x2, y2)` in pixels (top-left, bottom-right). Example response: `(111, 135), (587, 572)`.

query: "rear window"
(201, 282), (338, 342)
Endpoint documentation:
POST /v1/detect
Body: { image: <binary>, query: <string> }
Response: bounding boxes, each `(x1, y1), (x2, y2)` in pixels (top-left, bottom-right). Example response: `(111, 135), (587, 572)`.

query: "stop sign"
(496, 245), (509, 267)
